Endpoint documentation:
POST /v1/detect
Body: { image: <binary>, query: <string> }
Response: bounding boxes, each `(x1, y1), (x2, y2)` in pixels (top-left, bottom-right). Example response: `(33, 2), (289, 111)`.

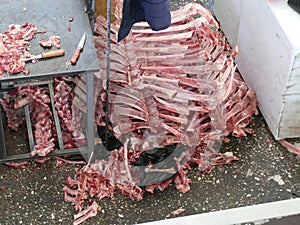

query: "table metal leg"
(48, 81), (64, 150)
(86, 72), (95, 159)
(87, 0), (96, 32)
(24, 104), (35, 151)
(0, 109), (7, 159)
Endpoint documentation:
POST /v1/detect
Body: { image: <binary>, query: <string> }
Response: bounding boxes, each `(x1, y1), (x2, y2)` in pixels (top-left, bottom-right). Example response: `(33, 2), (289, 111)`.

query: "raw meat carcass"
(93, 1), (258, 176)
(64, 2), (258, 224)
(54, 77), (86, 149)
(0, 84), (56, 156)
(0, 78), (86, 157)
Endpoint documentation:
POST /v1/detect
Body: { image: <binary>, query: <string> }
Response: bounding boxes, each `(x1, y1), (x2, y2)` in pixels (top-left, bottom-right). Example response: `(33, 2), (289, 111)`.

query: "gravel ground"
(1, 1), (300, 225)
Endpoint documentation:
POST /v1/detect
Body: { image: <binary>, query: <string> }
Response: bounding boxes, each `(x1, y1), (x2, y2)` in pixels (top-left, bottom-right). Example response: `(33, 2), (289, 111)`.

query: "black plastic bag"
(95, 126), (186, 186)
(97, 126), (123, 151)
(288, 0), (300, 14)
(133, 144), (187, 187)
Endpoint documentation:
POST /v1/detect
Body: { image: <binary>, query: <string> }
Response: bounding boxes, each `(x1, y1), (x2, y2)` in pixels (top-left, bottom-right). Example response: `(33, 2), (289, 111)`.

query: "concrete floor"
(1, 114), (300, 225)
(1, 1), (300, 225)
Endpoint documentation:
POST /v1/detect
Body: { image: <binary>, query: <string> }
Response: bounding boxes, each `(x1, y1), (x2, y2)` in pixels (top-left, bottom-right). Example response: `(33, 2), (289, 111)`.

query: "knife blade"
(70, 32), (86, 65)
(22, 49), (65, 61)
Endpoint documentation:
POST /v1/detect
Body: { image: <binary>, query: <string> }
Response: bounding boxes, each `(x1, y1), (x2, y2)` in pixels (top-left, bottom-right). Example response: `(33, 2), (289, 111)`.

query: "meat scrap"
(211, 152), (239, 165)
(5, 161), (29, 168)
(50, 36), (61, 48)
(56, 157), (86, 167)
(39, 36), (61, 48)
(63, 145), (145, 224)
(1, 186), (7, 191)
(278, 139), (300, 155)
(0, 22), (62, 77)
(39, 38), (52, 48)
(73, 201), (99, 225)
(0, 23), (37, 77)
(171, 208), (185, 216)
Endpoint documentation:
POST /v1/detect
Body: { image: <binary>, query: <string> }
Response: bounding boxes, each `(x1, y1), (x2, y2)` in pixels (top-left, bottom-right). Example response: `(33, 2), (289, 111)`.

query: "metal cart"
(0, 0), (99, 162)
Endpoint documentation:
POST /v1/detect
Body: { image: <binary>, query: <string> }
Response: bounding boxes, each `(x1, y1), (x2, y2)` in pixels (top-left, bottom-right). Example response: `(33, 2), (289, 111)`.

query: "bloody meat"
(62, 2), (258, 225)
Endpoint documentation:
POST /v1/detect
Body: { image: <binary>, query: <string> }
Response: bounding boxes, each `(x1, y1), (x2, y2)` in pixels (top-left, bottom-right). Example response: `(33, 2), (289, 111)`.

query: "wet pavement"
(1, 1), (300, 225)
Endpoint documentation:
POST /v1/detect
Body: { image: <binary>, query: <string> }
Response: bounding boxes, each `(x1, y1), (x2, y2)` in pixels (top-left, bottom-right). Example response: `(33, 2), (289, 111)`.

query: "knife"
(71, 32), (86, 65)
(22, 49), (65, 61)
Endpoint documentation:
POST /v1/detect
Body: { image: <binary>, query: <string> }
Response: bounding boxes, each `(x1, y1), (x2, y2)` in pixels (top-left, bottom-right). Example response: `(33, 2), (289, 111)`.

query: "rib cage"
(62, 3), (259, 222)
(94, 2), (257, 152)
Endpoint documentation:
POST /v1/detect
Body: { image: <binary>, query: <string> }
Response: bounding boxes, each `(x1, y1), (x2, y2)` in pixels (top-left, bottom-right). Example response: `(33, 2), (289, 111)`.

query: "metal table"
(0, 0), (100, 162)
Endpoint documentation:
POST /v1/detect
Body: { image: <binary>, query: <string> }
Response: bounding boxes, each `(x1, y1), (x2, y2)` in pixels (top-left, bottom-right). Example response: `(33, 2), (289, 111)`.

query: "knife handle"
(41, 49), (65, 59)
(71, 47), (83, 65)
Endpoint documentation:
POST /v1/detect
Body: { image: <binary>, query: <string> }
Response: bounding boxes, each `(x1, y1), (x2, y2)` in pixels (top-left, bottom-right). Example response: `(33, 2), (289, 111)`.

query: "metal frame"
(0, 105), (7, 160)
(0, 0), (99, 163)
(87, 0), (97, 32)
(0, 72), (95, 163)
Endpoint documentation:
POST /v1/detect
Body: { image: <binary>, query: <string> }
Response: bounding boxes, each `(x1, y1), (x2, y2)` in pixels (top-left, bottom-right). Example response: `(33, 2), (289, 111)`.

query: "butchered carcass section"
(53, 77), (86, 149)
(0, 78), (86, 157)
(62, 2), (258, 224)
(1, 84), (57, 157)
(93, 1), (258, 168)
